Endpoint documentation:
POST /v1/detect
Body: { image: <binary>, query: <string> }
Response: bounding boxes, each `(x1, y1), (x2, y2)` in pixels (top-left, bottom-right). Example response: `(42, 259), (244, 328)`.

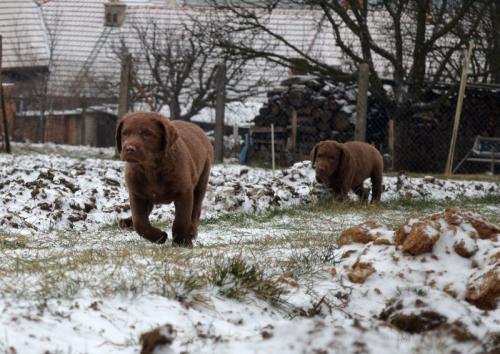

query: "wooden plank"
(463, 158), (500, 163)
(445, 42), (474, 175)
(251, 126), (288, 134)
(252, 139), (286, 145)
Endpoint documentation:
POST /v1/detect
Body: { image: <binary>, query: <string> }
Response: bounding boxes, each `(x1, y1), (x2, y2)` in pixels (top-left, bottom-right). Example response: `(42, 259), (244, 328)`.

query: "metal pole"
(290, 109), (297, 154)
(271, 123), (275, 176)
(388, 119), (394, 171)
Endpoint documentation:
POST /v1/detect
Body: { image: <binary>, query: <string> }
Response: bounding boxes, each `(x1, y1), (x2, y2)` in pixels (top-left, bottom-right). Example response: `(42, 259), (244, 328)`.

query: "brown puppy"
(116, 112), (213, 246)
(310, 140), (383, 203)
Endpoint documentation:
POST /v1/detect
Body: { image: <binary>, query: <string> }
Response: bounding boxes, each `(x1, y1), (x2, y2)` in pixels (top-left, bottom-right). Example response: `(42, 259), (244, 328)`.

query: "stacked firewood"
(251, 75), (386, 162)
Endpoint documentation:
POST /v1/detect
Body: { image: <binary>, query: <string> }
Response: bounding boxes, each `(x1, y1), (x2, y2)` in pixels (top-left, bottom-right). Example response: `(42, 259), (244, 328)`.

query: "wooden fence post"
(388, 119), (395, 171)
(214, 63), (226, 163)
(445, 42), (474, 176)
(0, 35), (11, 153)
(355, 63), (369, 142)
(289, 109), (297, 154)
(118, 53), (131, 120)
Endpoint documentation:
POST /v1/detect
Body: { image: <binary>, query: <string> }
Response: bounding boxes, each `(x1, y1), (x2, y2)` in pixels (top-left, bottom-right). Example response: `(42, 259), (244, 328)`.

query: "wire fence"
(1, 55), (500, 174)
(248, 74), (500, 174)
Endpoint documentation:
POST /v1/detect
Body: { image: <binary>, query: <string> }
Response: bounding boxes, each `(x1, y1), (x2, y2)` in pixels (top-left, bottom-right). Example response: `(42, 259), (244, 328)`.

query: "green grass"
(0, 234), (28, 250)
(385, 171), (500, 183)
(0, 194), (498, 315)
(203, 195), (500, 228)
(210, 256), (287, 306)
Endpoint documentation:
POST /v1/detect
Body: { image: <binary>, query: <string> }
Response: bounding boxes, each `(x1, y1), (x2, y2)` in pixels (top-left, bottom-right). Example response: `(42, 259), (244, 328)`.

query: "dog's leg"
(331, 185), (348, 202)
(353, 184), (369, 202)
(118, 216), (133, 230)
(370, 172), (383, 204)
(191, 161), (211, 239)
(172, 192), (194, 247)
(130, 195), (167, 244)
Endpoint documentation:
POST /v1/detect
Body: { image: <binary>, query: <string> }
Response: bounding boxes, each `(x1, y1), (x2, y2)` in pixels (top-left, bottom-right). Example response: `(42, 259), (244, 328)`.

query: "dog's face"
(310, 141), (345, 183)
(116, 112), (177, 164)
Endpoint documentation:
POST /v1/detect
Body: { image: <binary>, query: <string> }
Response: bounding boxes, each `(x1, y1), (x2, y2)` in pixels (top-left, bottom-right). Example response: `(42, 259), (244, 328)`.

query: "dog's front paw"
(172, 233), (193, 248)
(155, 231), (168, 244)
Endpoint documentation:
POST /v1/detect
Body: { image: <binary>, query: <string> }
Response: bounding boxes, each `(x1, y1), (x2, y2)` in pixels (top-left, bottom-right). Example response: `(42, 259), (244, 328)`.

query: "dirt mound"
(140, 324), (176, 354)
(336, 208), (500, 342)
(338, 221), (392, 246)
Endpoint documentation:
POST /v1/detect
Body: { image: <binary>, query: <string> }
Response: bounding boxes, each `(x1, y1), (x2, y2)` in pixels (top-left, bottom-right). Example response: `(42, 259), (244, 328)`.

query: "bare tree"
(492, 1), (500, 83)
(462, 0), (500, 83)
(200, 0), (492, 168)
(12, 6), (62, 143)
(118, 18), (269, 121)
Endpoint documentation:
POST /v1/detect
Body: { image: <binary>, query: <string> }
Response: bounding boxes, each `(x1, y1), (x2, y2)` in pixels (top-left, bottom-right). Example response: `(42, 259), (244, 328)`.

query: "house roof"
(4, 1), (469, 101)
(37, 0), (371, 98)
(39, 0), (121, 96)
(0, 0), (50, 70)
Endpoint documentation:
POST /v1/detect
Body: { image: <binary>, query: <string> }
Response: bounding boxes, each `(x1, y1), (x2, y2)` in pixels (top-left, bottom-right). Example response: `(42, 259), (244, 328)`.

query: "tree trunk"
(392, 105), (414, 171)
(492, 1), (500, 83)
(39, 113), (46, 143)
(169, 99), (182, 121)
(411, 0), (430, 95)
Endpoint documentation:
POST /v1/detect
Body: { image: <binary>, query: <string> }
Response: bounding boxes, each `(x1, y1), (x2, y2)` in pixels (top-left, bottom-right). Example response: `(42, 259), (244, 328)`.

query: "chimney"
(104, 0), (126, 27)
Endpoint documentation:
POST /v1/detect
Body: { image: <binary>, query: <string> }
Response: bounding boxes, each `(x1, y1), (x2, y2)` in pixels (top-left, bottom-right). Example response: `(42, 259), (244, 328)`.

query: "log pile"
(251, 75), (386, 163)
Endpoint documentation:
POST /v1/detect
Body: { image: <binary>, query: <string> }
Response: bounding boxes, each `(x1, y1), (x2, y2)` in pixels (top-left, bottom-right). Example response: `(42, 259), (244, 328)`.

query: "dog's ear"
(161, 117), (179, 151)
(337, 143), (352, 176)
(310, 143), (319, 166)
(115, 119), (124, 154)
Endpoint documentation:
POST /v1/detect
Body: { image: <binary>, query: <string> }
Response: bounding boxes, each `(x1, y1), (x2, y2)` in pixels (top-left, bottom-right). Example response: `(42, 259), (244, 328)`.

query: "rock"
(469, 218), (500, 240)
(423, 176), (436, 183)
(466, 267), (500, 310)
(380, 302), (447, 334)
(395, 219), (441, 255)
(37, 202), (52, 211)
(337, 221), (381, 246)
(140, 324), (176, 354)
(453, 238), (478, 258)
(348, 262), (375, 283)
(439, 208), (500, 240)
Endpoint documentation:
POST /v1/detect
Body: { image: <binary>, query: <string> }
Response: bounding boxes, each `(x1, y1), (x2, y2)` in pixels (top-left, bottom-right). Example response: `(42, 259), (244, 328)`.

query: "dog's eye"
(142, 132), (152, 139)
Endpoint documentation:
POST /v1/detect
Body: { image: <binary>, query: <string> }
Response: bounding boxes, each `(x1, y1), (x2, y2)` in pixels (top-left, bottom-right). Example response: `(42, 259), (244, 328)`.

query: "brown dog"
(116, 112), (213, 246)
(310, 140), (383, 203)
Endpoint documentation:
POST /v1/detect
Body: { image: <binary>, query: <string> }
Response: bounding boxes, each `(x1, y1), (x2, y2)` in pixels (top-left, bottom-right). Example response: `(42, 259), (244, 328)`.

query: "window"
(104, 2), (126, 27)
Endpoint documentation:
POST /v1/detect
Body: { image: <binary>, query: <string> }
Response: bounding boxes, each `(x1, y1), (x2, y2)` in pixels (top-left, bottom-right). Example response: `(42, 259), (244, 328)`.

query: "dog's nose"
(125, 145), (137, 153)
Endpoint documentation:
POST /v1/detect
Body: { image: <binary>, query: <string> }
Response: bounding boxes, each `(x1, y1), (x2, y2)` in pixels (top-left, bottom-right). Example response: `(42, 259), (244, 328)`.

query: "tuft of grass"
(0, 235), (28, 250)
(160, 271), (208, 308)
(209, 256), (287, 306)
(281, 233), (339, 278)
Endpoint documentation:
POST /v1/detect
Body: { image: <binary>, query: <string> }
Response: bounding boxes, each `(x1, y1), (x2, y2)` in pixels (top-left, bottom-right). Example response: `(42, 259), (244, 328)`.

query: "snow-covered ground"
(2, 144), (500, 235)
(0, 143), (499, 354)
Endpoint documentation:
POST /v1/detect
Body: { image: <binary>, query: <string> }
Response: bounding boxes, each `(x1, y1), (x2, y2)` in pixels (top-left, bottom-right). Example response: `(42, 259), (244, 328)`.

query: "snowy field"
(0, 143), (499, 354)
